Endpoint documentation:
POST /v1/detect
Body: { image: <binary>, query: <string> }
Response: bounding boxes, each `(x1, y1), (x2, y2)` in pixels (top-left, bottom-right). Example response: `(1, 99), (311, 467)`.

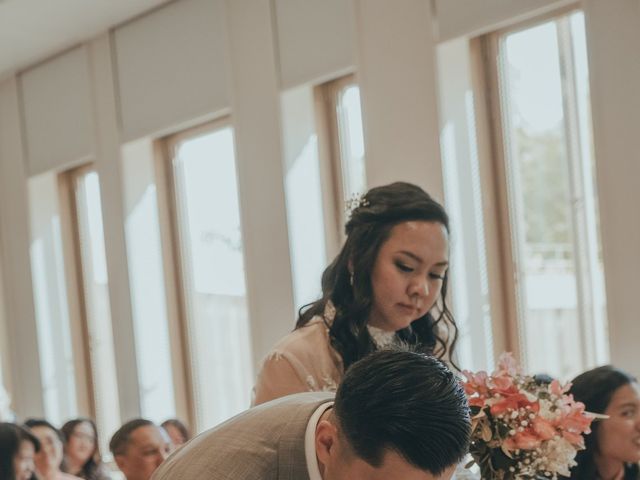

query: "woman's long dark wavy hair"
(61, 418), (105, 480)
(296, 182), (458, 371)
(569, 366), (639, 480)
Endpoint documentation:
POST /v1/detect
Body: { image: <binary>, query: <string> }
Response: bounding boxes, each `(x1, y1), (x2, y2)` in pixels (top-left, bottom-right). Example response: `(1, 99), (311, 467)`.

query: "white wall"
(353, 0), (444, 200)
(21, 46), (95, 176)
(224, 0), (295, 363)
(583, 0), (640, 375)
(114, 0), (230, 141)
(275, 0), (355, 88)
(0, 77), (44, 418)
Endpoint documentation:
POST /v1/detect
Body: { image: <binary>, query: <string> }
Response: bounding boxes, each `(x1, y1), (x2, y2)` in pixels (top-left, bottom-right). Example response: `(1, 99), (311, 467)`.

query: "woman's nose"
(409, 278), (429, 297)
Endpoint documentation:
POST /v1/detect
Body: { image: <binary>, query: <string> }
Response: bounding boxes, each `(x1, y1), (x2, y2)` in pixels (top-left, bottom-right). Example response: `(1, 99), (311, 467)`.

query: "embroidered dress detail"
(367, 324), (397, 348)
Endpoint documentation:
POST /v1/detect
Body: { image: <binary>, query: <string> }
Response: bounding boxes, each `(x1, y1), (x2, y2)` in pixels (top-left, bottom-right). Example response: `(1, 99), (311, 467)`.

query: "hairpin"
(345, 192), (370, 218)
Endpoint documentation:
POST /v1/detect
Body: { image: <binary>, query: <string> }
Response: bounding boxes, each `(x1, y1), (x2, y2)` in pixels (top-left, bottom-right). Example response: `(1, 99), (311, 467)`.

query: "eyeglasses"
(72, 432), (96, 443)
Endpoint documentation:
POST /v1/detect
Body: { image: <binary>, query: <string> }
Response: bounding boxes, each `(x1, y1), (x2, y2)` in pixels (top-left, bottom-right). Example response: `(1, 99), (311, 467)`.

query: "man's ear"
(315, 419), (338, 466)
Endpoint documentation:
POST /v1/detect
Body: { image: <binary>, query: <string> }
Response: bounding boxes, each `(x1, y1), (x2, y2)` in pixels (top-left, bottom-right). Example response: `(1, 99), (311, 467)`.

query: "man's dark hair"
(333, 348), (470, 475)
(109, 419), (154, 456)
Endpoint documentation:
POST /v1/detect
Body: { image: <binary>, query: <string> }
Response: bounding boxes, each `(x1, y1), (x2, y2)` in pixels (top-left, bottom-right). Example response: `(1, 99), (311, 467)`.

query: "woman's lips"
(397, 303), (418, 314)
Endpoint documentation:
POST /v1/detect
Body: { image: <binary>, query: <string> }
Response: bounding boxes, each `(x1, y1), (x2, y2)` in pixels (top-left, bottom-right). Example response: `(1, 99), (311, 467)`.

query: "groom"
(152, 349), (471, 480)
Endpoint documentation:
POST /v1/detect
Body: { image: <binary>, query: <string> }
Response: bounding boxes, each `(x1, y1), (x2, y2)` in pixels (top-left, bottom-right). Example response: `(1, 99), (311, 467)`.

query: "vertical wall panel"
(88, 35), (142, 419)
(583, 0), (640, 376)
(225, 0), (295, 366)
(0, 77), (45, 417)
(20, 47), (95, 176)
(275, 0), (356, 88)
(353, 0), (444, 200)
(114, 0), (230, 141)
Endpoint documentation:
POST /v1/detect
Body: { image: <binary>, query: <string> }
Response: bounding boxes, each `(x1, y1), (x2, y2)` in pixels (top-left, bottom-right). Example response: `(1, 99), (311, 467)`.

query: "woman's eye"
(395, 262), (413, 273)
(429, 272), (445, 280)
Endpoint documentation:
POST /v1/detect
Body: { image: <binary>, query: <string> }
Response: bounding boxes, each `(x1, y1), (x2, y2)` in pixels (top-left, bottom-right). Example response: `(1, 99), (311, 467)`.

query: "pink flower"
(469, 396), (487, 408)
(490, 392), (539, 416)
(532, 417), (556, 441)
(495, 352), (519, 377)
(462, 370), (490, 396)
(549, 379), (568, 396)
(504, 430), (541, 450)
(562, 430), (585, 448)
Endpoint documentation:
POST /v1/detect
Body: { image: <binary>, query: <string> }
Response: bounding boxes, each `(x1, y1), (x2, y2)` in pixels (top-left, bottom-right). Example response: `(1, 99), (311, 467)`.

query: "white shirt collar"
(305, 402), (334, 480)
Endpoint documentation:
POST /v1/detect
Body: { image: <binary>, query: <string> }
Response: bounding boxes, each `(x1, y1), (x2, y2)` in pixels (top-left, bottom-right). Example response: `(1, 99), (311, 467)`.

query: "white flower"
(537, 436), (577, 478)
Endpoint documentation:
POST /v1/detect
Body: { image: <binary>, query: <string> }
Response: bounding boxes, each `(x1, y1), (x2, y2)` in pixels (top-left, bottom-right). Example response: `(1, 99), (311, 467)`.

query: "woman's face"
(598, 382), (640, 465)
(368, 221), (448, 332)
(67, 421), (96, 464)
(163, 424), (187, 448)
(31, 425), (63, 474)
(13, 440), (36, 480)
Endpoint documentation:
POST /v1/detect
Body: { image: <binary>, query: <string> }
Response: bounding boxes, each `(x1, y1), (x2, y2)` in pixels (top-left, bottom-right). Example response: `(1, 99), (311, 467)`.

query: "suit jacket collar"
(276, 392), (334, 480)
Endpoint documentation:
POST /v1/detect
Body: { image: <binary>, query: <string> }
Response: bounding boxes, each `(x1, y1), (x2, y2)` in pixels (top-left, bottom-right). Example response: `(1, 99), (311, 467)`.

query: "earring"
(349, 272), (354, 286)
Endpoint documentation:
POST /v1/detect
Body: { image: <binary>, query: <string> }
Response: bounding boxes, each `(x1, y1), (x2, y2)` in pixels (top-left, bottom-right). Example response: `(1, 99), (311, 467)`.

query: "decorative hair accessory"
(345, 192), (370, 219)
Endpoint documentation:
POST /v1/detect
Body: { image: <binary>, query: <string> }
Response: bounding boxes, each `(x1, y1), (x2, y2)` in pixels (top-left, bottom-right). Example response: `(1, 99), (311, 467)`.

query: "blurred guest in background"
(109, 419), (169, 480)
(160, 419), (190, 450)
(23, 419), (79, 480)
(61, 419), (110, 480)
(0, 422), (40, 480)
(570, 366), (640, 480)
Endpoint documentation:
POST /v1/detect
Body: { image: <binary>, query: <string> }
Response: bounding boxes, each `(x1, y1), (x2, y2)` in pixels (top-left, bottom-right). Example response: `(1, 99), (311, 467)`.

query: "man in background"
(110, 419), (170, 480)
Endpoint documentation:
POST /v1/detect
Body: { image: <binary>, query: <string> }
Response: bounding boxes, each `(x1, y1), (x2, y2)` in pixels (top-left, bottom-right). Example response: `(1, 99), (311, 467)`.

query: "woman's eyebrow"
(397, 250), (449, 266)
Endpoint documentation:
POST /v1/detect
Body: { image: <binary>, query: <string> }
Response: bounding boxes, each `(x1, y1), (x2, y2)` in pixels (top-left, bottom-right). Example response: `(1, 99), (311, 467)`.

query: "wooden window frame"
(471, 4), (603, 369)
(155, 117), (239, 433)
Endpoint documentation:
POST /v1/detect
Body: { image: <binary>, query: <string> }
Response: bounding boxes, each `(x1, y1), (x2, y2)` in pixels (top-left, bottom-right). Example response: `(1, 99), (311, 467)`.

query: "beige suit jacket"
(151, 392), (334, 480)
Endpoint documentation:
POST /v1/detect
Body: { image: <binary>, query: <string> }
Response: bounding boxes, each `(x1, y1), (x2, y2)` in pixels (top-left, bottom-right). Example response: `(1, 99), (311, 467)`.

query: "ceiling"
(0, 0), (172, 80)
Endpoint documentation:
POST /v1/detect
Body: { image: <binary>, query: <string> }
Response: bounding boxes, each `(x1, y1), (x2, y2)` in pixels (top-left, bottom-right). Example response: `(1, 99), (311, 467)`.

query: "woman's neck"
(594, 454), (625, 480)
(64, 456), (84, 475)
(37, 468), (60, 480)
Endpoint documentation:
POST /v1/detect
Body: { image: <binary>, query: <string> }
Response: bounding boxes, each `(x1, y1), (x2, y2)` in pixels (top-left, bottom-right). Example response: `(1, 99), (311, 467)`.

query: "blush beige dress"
(252, 302), (396, 406)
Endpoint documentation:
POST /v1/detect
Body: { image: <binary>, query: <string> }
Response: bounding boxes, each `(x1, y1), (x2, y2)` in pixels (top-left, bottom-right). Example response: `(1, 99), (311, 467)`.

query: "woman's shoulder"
(268, 315), (331, 358)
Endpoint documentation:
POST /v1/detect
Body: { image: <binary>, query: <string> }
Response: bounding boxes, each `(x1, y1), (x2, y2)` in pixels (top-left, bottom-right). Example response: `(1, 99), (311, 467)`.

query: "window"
(70, 168), (120, 451)
(28, 173), (78, 425)
(335, 83), (366, 201)
(121, 140), (177, 423)
(437, 38), (494, 372)
(486, 11), (607, 379)
(164, 122), (252, 432)
(317, 76), (367, 239)
(281, 86), (328, 309)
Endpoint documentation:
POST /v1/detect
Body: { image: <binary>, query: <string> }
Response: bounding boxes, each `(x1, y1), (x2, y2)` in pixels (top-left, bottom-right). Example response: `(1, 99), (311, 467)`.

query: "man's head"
(109, 419), (170, 480)
(315, 349), (470, 480)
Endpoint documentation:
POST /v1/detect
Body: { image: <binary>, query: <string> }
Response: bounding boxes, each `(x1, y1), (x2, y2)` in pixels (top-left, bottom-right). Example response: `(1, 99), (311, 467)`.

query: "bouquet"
(462, 353), (595, 479)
